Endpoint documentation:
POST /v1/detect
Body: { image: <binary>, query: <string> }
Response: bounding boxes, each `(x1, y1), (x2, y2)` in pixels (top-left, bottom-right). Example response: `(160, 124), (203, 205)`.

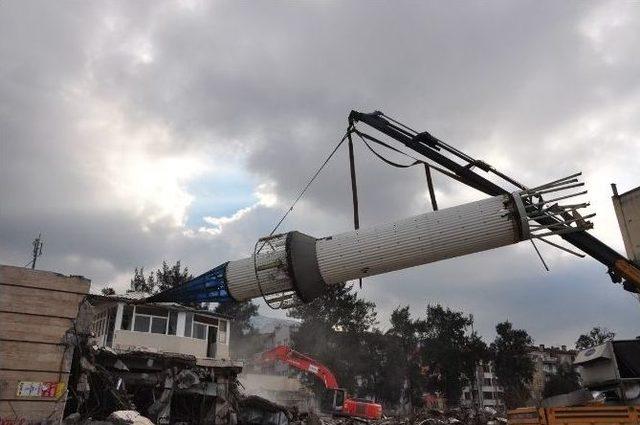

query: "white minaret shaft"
(146, 173), (592, 307)
(225, 194), (520, 302)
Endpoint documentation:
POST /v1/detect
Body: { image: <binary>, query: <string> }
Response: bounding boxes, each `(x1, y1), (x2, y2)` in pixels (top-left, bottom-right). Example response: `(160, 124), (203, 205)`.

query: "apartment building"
(461, 361), (504, 410)
(528, 344), (577, 402)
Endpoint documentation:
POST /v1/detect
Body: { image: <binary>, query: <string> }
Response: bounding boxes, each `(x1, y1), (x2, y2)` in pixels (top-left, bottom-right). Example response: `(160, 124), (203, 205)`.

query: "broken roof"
(87, 292), (233, 319)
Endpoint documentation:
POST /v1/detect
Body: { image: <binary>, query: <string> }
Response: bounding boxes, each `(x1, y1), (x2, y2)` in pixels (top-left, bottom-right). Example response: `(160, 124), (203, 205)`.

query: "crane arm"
(261, 345), (339, 390)
(146, 109), (638, 308)
(348, 110), (640, 294)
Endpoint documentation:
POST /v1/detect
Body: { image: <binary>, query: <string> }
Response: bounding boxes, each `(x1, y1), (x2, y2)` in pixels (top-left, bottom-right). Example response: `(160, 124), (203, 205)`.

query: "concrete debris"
(107, 411), (155, 425)
(63, 334), (242, 424)
(238, 395), (290, 425)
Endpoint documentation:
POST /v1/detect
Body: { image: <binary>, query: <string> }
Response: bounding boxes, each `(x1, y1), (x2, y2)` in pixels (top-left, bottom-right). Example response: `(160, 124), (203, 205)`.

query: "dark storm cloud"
(1, 1), (639, 343)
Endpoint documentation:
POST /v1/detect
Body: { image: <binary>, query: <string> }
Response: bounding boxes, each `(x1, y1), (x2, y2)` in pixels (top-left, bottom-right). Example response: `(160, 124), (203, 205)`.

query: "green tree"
(154, 260), (192, 293)
(542, 363), (580, 398)
(420, 305), (488, 406)
(101, 286), (116, 296)
(576, 327), (615, 350)
(129, 267), (155, 293)
(288, 284), (378, 399)
(385, 306), (428, 408)
(491, 321), (535, 409)
(128, 261), (193, 295)
(369, 330), (406, 406)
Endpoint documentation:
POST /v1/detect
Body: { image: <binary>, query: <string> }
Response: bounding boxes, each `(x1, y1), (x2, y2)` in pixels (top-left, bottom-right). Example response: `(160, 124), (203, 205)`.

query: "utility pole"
(30, 233), (44, 269)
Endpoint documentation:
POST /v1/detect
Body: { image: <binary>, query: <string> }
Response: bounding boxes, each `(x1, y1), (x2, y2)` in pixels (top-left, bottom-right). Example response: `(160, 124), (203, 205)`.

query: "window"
(92, 310), (108, 337)
(193, 322), (207, 340)
(483, 392), (494, 400)
(168, 311), (178, 335)
(129, 306), (175, 335)
(106, 307), (117, 346)
(483, 378), (492, 386)
(134, 315), (150, 332)
(151, 317), (168, 334)
(121, 305), (134, 330)
(218, 321), (227, 344)
(185, 313), (193, 337)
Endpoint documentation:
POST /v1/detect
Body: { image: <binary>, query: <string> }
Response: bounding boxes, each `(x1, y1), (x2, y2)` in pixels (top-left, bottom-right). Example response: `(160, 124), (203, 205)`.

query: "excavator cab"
(332, 389), (382, 420)
(342, 396), (383, 420)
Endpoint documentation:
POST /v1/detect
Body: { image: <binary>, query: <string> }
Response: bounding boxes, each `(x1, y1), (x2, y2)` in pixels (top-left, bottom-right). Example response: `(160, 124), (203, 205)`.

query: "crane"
(146, 111), (640, 308)
(260, 345), (383, 420)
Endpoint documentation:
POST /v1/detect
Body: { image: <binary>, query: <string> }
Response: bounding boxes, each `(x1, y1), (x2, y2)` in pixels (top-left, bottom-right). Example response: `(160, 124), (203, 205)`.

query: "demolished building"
(67, 293), (243, 422)
(0, 265), (246, 424)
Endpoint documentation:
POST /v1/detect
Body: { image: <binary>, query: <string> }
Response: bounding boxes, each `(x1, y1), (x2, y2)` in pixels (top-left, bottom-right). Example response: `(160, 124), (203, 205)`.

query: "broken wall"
(0, 265), (90, 423)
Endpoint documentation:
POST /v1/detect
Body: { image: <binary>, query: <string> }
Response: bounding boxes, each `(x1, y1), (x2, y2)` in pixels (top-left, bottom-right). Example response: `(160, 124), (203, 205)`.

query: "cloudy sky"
(1, 1), (639, 346)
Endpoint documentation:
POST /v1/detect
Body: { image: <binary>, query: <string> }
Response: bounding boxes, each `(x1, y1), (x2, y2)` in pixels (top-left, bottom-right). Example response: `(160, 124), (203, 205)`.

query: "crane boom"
(146, 109), (638, 308)
(347, 110), (640, 294)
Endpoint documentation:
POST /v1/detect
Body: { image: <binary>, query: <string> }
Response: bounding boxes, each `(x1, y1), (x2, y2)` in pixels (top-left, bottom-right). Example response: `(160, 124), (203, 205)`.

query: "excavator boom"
(261, 345), (339, 389)
(261, 345), (383, 420)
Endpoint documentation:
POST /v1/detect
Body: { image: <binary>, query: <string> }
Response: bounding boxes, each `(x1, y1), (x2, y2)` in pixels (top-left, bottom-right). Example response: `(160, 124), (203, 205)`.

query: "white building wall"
(91, 302), (231, 360)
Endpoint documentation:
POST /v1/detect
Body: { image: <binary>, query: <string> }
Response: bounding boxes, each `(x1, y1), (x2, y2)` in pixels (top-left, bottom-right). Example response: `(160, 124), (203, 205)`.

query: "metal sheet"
(613, 186), (640, 261)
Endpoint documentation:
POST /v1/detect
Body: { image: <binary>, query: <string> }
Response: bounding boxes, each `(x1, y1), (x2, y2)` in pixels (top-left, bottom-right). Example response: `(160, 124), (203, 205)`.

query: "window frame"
(133, 314), (151, 333)
(192, 322), (207, 340)
(130, 305), (170, 335)
(188, 315), (226, 344)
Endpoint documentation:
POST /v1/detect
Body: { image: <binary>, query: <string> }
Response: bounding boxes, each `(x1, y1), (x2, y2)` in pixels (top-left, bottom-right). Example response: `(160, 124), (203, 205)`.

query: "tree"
(155, 260), (192, 293)
(491, 321), (535, 409)
(129, 267), (155, 293)
(214, 300), (260, 358)
(542, 363), (580, 398)
(420, 305), (488, 406)
(288, 284), (378, 400)
(371, 330), (406, 407)
(576, 327), (615, 350)
(101, 286), (116, 296)
(128, 261), (193, 294)
(384, 306), (428, 408)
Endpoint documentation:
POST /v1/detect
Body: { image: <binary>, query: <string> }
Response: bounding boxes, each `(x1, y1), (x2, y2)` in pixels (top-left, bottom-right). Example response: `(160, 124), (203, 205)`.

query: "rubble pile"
(287, 406), (506, 425)
(63, 336), (242, 424)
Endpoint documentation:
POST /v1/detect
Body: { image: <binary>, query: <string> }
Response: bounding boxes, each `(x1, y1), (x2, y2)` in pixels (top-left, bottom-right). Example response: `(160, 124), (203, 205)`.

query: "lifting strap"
(347, 131), (362, 289)
(347, 132), (360, 230)
(353, 129), (443, 212)
(424, 163), (438, 211)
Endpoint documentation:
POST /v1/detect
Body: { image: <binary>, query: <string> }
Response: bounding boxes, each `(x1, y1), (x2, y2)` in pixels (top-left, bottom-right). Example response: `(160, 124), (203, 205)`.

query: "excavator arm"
(261, 345), (339, 389)
(348, 110), (640, 294)
(260, 345), (383, 420)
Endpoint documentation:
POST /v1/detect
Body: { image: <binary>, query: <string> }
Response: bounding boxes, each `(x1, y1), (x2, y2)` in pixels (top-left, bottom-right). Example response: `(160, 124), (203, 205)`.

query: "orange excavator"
(261, 345), (383, 420)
